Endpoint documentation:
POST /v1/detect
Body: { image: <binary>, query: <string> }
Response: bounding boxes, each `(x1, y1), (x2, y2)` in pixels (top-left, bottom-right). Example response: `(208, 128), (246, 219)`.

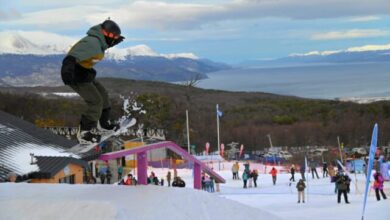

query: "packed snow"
(0, 183), (278, 220)
(0, 162), (389, 220)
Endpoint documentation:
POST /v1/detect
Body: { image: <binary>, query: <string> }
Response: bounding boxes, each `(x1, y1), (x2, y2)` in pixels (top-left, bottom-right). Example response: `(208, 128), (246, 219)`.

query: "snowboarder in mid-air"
(61, 19), (124, 144)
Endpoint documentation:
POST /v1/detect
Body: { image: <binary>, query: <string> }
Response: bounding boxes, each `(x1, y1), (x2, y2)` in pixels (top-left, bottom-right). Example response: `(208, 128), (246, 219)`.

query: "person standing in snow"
(252, 169), (259, 187)
(235, 162), (240, 180)
(323, 162), (328, 178)
(336, 173), (350, 204)
(242, 170), (249, 188)
(373, 172), (387, 201)
(166, 171), (172, 187)
(300, 163), (306, 181)
(61, 19), (124, 144)
(248, 171), (253, 188)
(290, 164), (296, 182)
(232, 162), (239, 180)
(310, 160), (319, 179)
(269, 167), (278, 185)
(117, 165), (123, 181)
(99, 166), (106, 184)
(296, 179), (306, 203)
(106, 168), (112, 184)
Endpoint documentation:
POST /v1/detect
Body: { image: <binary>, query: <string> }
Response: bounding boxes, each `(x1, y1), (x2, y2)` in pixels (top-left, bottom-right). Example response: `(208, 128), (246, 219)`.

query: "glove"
(61, 55), (76, 85)
(110, 36), (125, 47)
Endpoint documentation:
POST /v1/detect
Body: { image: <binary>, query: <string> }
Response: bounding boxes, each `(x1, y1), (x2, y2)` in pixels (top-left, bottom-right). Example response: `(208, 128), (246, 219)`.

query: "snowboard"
(66, 117), (136, 154)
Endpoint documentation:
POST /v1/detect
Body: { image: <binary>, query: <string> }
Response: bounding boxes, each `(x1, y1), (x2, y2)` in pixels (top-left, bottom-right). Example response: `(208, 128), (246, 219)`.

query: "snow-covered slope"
(0, 183), (279, 220)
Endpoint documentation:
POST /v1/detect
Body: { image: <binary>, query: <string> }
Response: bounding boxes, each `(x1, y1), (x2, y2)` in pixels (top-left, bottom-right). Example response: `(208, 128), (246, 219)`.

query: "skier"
(269, 167), (278, 185)
(310, 160), (320, 179)
(373, 172), (387, 201)
(61, 19), (124, 144)
(323, 162), (328, 178)
(296, 179), (306, 203)
(290, 164), (296, 182)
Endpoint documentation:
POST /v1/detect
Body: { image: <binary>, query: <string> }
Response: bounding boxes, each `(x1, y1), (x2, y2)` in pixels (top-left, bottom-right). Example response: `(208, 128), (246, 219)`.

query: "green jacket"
(62, 25), (109, 83)
(68, 25), (109, 69)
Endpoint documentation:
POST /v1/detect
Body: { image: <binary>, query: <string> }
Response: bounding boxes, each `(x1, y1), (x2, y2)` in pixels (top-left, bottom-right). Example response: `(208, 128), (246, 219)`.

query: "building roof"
(29, 156), (88, 179)
(0, 110), (79, 181)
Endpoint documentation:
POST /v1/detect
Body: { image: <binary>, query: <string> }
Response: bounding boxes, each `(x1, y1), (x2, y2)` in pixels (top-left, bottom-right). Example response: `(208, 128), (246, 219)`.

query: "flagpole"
(217, 104), (221, 155)
(186, 109), (191, 154)
(337, 136), (344, 164)
(216, 104), (221, 171)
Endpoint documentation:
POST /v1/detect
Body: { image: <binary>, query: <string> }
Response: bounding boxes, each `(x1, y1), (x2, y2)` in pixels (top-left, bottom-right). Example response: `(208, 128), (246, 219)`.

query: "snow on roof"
(0, 111), (79, 181)
(3, 143), (76, 175)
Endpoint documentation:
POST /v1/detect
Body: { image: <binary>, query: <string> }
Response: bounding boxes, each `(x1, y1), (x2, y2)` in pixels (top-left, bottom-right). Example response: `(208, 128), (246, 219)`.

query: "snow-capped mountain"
(0, 32), (229, 87)
(0, 31), (198, 60)
(241, 44), (390, 67)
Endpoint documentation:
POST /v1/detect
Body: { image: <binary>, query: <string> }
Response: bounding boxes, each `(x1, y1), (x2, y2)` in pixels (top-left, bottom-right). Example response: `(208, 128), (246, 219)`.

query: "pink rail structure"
(98, 141), (225, 189)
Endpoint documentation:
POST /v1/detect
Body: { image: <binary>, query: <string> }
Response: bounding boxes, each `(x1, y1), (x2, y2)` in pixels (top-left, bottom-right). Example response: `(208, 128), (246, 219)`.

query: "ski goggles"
(102, 29), (121, 39)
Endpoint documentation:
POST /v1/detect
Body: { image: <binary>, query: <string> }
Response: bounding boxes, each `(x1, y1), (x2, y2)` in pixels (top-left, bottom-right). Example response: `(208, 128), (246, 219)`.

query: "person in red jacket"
(125, 174), (133, 185)
(269, 167), (278, 185)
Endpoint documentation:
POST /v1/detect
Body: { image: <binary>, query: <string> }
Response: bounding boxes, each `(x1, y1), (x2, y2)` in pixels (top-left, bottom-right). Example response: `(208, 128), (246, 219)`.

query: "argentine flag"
(216, 104), (223, 117)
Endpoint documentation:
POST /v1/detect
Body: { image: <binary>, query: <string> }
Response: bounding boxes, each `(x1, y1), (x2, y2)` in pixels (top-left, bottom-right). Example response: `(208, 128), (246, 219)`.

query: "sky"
(0, 0), (389, 64)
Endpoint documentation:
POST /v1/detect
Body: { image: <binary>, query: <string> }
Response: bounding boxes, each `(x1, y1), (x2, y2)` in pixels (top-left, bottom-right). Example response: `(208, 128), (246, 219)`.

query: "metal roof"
(0, 110), (79, 181)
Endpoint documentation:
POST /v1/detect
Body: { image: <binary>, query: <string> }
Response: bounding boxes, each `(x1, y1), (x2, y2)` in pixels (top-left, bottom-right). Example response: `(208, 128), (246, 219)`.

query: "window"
(59, 175), (75, 184)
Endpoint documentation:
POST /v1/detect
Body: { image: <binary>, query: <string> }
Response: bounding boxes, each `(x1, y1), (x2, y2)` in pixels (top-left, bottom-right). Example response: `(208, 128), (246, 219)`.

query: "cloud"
(347, 16), (381, 22)
(0, 8), (21, 21)
(0, 30), (77, 54)
(3, 0), (390, 31)
(310, 29), (389, 40)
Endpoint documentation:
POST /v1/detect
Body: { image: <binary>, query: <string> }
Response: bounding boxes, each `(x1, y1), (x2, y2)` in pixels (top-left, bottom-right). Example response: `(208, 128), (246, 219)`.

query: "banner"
(205, 142), (210, 156)
(239, 144), (244, 158)
(220, 143), (225, 157)
(361, 123), (378, 220)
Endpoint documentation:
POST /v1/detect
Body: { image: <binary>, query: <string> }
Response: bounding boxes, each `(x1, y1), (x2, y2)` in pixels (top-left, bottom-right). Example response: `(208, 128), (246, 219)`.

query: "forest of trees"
(1, 78), (390, 153)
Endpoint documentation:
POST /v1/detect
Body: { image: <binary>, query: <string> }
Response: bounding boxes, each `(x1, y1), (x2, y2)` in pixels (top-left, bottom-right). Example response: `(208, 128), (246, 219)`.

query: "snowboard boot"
(77, 116), (101, 145)
(97, 108), (120, 135)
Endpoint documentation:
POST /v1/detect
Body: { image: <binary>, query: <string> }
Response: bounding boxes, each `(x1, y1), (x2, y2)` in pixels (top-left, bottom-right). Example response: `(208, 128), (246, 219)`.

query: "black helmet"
(101, 19), (124, 47)
(101, 19), (121, 38)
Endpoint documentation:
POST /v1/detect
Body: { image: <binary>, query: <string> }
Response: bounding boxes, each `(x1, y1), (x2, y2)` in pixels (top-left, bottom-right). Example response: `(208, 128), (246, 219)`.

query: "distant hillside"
(0, 54), (229, 87)
(1, 78), (390, 151)
(241, 45), (390, 67)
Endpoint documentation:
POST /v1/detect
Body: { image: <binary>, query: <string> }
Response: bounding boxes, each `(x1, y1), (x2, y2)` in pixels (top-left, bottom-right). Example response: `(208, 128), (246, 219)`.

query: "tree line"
(1, 78), (390, 152)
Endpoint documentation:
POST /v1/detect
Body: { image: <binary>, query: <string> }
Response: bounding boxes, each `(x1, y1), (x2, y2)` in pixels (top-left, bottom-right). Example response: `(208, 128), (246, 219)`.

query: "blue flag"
(361, 123), (378, 220)
(216, 104), (223, 117)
